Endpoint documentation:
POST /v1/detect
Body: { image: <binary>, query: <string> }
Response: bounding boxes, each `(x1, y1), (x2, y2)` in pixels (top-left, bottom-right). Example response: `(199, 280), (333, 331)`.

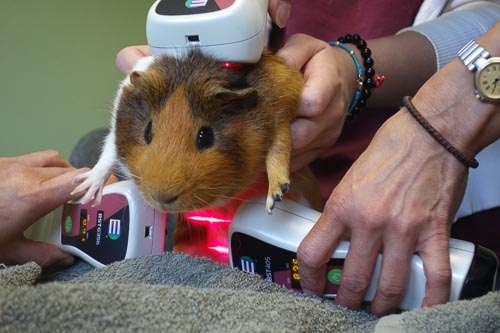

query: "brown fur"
(115, 50), (321, 213)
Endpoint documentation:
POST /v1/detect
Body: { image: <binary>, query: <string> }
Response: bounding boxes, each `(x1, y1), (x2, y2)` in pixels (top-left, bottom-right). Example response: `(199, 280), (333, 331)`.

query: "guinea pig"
(72, 49), (321, 214)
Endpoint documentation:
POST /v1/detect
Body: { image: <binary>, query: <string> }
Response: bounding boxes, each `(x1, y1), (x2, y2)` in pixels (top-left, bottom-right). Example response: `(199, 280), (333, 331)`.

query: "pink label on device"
(61, 194), (129, 238)
(215, 0), (235, 9)
(60, 193), (130, 264)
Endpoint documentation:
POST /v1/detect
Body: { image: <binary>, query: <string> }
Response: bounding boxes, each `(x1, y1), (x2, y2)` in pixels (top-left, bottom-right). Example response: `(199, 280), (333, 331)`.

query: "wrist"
(329, 34), (384, 117)
(414, 24), (500, 156)
(324, 45), (359, 112)
(328, 41), (363, 116)
(412, 57), (500, 158)
(404, 96), (478, 168)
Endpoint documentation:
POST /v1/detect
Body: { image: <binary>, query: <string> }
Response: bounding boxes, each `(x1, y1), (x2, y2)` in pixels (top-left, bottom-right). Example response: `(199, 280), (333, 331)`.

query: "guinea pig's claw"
(266, 181), (290, 214)
(280, 183), (290, 194)
(266, 196), (275, 215)
(71, 171), (106, 207)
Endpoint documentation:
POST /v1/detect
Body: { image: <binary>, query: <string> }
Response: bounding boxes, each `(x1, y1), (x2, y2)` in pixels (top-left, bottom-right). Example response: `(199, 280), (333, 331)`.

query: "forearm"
(411, 21), (500, 159)
(363, 31), (436, 108)
(406, 2), (500, 70)
(361, 2), (500, 108)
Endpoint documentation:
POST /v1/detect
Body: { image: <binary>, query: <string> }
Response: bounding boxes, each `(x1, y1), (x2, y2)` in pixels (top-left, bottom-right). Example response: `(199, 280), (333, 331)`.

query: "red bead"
(222, 62), (244, 70)
(375, 74), (385, 88)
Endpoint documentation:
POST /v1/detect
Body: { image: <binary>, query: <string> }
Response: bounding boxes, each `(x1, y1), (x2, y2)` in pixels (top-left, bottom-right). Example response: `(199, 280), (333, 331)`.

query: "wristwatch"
(458, 40), (500, 103)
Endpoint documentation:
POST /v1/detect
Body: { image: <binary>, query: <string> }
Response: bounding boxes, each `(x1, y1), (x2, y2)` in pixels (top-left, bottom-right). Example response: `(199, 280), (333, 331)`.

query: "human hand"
(115, 0), (292, 74)
(268, 0), (291, 28)
(115, 45), (151, 74)
(296, 109), (468, 316)
(276, 34), (358, 171)
(0, 150), (88, 267)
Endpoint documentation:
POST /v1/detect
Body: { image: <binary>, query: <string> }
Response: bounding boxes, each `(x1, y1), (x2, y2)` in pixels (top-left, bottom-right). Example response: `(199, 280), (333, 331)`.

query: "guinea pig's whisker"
(128, 173), (142, 181)
(200, 186), (248, 207)
(192, 193), (213, 209)
(112, 167), (137, 182)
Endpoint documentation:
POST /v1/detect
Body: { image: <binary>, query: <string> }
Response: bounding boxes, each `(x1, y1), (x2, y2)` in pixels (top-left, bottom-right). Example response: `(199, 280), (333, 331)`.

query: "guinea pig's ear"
(129, 71), (144, 90)
(215, 87), (258, 110)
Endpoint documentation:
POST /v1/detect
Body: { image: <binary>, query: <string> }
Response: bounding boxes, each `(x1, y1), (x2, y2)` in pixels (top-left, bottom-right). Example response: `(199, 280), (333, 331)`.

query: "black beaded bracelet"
(403, 96), (479, 169)
(337, 34), (385, 116)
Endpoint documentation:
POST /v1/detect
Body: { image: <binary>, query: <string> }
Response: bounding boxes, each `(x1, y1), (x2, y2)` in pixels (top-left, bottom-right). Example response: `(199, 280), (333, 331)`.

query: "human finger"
(10, 168), (88, 232)
(299, 57), (346, 120)
(369, 237), (414, 316)
(276, 34), (329, 70)
(38, 167), (89, 204)
(268, 0), (291, 28)
(116, 45), (151, 74)
(297, 209), (347, 296)
(290, 149), (322, 173)
(2, 238), (74, 268)
(290, 117), (319, 152)
(32, 166), (79, 180)
(420, 237), (452, 307)
(334, 230), (381, 310)
(15, 150), (71, 168)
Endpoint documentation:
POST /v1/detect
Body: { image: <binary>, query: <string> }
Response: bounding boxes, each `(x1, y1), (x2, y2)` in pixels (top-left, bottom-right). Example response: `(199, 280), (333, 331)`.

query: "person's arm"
(0, 150), (88, 267)
(412, 24), (500, 157)
(297, 21), (500, 316)
(277, 31), (436, 171)
(371, 1), (500, 106)
(408, 1), (500, 70)
(278, 2), (500, 171)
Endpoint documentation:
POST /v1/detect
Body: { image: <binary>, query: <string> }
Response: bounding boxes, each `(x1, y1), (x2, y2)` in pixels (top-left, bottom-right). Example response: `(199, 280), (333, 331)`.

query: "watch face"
(476, 58), (500, 101)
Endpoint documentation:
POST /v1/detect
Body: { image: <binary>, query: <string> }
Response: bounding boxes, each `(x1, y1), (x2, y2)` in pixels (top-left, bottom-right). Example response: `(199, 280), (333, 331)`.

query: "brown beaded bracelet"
(403, 96), (479, 168)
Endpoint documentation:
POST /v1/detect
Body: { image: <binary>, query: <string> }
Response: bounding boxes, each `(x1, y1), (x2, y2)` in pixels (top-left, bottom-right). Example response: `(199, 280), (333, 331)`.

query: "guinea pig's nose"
(152, 193), (179, 205)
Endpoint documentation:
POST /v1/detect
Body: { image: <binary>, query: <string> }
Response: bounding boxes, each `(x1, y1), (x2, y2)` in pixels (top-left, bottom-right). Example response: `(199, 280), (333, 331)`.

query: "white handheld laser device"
(24, 180), (167, 268)
(229, 196), (498, 311)
(146, 0), (269, 63)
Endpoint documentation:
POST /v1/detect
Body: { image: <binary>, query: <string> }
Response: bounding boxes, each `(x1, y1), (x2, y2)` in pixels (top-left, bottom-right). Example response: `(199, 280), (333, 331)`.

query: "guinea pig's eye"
(144, 120), (153, 145)
(196, 126), (214, 151)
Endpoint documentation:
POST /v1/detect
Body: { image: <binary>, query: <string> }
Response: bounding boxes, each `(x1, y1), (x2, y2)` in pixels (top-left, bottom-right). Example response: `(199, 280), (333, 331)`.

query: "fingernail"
(276, 2), (291, 28)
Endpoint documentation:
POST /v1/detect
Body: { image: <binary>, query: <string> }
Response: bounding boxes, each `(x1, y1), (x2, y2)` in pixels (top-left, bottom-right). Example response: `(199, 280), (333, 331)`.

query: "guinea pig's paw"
(266, 181), (290, 214)
(71, 171), (108, 206)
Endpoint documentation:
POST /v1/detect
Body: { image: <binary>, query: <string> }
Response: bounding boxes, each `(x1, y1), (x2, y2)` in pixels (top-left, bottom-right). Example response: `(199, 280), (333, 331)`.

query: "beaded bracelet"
(403, 96), (479, 169)
(328, 41), (363, 116)
(332, 34), (385, 117)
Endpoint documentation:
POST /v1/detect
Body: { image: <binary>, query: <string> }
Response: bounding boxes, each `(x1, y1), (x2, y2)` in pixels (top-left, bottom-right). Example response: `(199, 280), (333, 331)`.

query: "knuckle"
(4, 162), (22, 175)
(376, 282), (406, 301)
(296, 246), (324, 270)
(288, 33), (309, 43)
(324, 193), (350, 214)
(340, 274), (371, 295)
(427, 267), (452, 286)
(301, 90), (324, 113)
(17, 186), (38, 204)
(388, 222), (415, 240)
(44, 149), (62, 159)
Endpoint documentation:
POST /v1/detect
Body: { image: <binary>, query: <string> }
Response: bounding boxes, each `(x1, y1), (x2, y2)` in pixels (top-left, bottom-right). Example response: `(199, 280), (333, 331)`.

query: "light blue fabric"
(406, 2), (500, 70)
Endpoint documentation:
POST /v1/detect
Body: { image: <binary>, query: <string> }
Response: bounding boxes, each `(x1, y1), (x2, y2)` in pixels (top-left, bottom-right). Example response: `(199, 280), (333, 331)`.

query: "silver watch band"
(458, 40), (490, 71)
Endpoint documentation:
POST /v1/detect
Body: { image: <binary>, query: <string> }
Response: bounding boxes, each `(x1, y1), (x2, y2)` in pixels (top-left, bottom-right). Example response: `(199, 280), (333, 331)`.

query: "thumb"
(12, 238), (75, 268)
(269, 0), (291, 28)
